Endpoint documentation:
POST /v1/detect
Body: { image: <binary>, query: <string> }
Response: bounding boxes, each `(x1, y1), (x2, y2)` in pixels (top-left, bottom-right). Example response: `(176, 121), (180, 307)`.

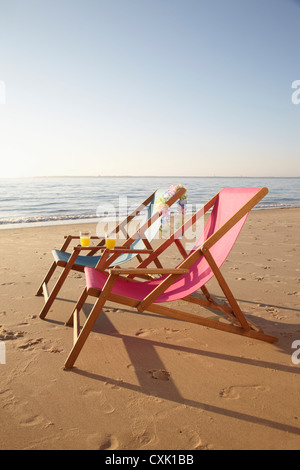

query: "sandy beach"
(0, 207), (300, 450)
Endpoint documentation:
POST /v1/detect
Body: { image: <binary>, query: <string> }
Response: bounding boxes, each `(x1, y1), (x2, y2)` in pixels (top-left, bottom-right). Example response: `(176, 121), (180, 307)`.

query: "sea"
(0, 176), (299, 230)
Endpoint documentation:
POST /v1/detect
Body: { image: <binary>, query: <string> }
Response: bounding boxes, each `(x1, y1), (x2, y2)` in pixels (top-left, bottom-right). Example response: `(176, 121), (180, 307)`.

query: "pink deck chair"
(64, 187), (278, 370)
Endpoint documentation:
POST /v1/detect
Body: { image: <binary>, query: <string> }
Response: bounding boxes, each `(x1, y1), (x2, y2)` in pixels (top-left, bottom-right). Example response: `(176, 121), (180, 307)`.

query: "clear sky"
(0, 0), (299, 178)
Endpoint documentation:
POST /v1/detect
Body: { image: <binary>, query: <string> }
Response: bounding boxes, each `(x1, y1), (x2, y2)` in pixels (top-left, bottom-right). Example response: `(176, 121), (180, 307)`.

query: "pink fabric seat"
(85, 188), (261, 303)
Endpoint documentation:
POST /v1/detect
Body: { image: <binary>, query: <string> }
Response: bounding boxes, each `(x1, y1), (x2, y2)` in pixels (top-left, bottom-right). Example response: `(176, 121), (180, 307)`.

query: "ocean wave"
(0, 213), (100, 225)
(0, 202), (299, 229)
(0, 211), (146, 228)
(256, 202), (300, 209)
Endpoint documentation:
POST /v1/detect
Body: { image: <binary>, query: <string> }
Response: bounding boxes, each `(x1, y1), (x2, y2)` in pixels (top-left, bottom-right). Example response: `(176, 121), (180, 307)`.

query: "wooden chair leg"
(39, 250), (80, 320)
(202, 247), (251, 331)
(36, 262), (57, 296)
(201, 284), (212, 302)
(65, 288), (88, 327)
(37, 235), (74, 296)
(64, 274), (117, 369)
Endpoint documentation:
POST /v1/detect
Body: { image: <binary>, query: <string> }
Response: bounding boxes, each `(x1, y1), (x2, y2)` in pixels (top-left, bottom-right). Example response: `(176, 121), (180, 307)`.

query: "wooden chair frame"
(37, 187), (186, 320)
(63, 187), (278, 370)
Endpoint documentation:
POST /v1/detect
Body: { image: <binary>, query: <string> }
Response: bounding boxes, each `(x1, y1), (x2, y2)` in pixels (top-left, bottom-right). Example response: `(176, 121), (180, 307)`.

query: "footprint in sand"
(265, 307), (287, 321)
(178, 426), (205, 450)
(135, 327), (179, 338)
(19, 412), (45, 427)
(148, 369), (170, 381)
(131, 417), (158, 448)
(18, 338), (43, 350)
(219, 384), (269, 400)
(43, 345), (64, 354)
(81, 388), (115, 414)
(135, 328), (152, 337)
(1, 390), (45, 428)
(87, 433), (119, 450)
(0, 328), (24, 341)
(164, 327), (180, 338)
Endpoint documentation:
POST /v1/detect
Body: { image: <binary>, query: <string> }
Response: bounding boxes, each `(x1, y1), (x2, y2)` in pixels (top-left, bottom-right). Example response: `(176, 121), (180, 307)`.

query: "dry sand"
(0, 207), (300, 450)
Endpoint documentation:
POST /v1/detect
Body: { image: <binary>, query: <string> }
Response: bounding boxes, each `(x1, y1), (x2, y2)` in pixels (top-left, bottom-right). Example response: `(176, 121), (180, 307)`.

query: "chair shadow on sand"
(62, 299), (300, 438)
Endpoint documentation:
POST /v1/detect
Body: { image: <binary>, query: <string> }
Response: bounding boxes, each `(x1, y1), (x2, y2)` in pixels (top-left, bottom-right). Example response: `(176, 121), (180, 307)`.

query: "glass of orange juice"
(80, 231), (91, 247)
(105, 233), (116, 249)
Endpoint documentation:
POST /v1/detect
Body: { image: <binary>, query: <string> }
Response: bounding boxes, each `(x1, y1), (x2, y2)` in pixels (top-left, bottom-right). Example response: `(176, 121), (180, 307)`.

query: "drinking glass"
(80, 231), (91, 247)
(105, 233), (116, 249)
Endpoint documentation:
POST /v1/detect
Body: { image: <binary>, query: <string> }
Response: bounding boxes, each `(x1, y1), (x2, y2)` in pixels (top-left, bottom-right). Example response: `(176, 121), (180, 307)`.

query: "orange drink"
(105, 237), (116, 249)
(80, 231), (91, 247)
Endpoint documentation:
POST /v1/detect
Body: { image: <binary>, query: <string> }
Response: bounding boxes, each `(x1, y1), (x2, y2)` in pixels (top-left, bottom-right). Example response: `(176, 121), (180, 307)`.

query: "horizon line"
(1, 175), (300, 179)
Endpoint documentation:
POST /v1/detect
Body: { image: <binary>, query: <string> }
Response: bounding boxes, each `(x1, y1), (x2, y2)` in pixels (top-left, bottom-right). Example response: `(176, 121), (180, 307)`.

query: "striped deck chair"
(63, 187), (278, 370)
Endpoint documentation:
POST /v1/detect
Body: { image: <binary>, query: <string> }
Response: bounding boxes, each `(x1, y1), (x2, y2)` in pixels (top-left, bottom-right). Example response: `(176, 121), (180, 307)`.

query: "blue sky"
(0, 0), (299, 177)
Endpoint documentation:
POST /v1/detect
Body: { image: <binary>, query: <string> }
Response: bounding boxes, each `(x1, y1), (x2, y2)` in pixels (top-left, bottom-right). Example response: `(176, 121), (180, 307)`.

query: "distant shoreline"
(1, 175), (300, 180)
(0, 206), (299, 231)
